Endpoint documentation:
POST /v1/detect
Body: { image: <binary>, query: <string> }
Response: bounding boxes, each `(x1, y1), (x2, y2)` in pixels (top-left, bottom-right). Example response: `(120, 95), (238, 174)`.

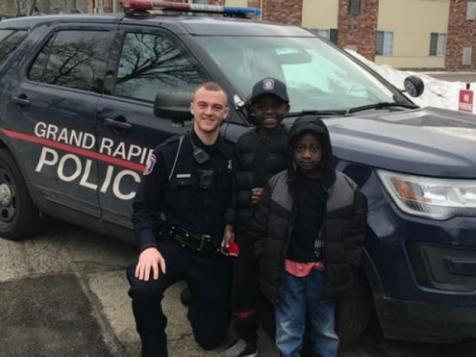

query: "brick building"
(1, 0), (475, 69)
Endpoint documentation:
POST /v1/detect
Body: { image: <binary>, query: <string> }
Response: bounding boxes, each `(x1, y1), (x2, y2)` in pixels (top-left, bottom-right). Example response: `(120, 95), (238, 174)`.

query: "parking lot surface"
(424, 71), (476, 83)
(0, 221), (475, 356)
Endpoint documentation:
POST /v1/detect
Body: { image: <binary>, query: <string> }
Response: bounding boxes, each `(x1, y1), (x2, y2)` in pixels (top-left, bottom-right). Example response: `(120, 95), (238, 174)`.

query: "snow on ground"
(347, 50), (476, 114)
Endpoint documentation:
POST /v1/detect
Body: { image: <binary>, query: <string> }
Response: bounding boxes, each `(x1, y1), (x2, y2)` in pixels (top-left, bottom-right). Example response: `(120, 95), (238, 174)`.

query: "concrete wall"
(376, 0), (449, 68)
(301, 0), (338, 29)
(226, 0), (248, 6)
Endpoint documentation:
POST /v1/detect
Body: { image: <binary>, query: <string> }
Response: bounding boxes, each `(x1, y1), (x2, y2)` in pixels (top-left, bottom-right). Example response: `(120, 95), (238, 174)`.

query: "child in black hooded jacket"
(250, 116), (367, 357)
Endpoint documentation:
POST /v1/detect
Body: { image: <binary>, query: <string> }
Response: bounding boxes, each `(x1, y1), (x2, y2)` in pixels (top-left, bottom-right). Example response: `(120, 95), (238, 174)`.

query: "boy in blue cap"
(221, 78), (290, 357)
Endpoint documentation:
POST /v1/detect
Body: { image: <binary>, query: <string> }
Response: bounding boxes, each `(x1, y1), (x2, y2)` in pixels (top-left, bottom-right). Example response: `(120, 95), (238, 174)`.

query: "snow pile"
(347, 50), (476, 114)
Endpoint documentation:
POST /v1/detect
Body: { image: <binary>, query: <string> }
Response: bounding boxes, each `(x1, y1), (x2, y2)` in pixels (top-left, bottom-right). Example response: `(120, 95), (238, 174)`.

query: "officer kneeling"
(127, 82), (235, 357)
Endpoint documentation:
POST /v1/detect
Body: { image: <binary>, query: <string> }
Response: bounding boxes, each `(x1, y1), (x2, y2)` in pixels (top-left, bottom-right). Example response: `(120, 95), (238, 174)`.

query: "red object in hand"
(227, 242), (240, 257)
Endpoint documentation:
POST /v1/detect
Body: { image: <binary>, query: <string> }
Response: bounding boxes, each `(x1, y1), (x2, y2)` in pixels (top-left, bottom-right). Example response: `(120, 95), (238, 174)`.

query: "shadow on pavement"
(0, 274), (114, 357)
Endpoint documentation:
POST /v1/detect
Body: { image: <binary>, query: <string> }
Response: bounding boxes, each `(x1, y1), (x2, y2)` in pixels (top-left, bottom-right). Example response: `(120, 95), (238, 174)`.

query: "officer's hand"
(135, 247), (166, 281)
(221, 224), (235, 253)
(251, 187), (264, 204)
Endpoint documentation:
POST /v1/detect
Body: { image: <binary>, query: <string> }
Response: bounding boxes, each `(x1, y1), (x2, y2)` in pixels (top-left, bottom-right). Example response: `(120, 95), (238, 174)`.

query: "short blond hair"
(193, 82), (228, 102)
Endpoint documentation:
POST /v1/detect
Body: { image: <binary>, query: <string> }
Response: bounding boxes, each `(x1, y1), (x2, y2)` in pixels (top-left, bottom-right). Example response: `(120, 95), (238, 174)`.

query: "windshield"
(195, 36), (400, 112)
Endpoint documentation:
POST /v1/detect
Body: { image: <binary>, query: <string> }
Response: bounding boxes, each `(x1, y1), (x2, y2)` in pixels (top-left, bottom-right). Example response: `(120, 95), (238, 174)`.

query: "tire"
(336, 271), (371, 345)
(0, 148), (41, 239)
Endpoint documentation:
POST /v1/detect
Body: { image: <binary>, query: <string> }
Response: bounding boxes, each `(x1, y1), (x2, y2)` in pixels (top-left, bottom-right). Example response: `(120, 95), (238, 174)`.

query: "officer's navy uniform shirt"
(132, 130), (234, 252)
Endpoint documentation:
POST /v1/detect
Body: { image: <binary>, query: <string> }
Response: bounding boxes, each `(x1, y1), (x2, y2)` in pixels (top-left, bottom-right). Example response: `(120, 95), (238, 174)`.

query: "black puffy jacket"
(231, 126), (288, 229)
(250, 117), (367, 303)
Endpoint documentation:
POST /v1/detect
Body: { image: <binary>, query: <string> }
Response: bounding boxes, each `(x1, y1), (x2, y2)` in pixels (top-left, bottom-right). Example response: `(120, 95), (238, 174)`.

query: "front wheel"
(336, 271), (372, 345)
(0, 149), (41, 239)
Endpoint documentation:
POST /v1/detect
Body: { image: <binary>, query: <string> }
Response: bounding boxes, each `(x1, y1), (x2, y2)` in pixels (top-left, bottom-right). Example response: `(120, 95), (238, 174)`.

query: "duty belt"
(168, 225), (218, 253)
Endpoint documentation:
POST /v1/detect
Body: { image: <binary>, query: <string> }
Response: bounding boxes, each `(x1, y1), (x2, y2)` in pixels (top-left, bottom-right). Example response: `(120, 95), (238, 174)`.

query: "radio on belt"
(120, 0), (261, 17)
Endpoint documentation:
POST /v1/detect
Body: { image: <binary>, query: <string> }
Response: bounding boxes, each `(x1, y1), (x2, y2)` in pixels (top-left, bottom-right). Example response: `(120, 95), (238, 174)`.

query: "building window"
(467, 2), (476, 21)
(375, 31), (393, 56)
(308, 29), (338, 44)
(429, 33), (446, 56)
(462, 47), (473, 66)
(349, 0), (361, 15)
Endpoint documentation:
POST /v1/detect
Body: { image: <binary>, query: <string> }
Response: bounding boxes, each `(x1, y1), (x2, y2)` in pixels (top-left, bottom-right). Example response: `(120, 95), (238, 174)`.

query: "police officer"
(127, 82), (235, 357)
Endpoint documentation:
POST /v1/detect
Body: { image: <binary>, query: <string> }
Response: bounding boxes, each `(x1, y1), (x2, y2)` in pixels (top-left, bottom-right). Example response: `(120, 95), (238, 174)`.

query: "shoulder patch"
(143, 153), (157, 176)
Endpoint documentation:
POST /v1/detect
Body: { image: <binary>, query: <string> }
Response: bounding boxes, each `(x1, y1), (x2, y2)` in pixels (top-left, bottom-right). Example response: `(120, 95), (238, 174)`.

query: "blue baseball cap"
(249, 77), (289, 104)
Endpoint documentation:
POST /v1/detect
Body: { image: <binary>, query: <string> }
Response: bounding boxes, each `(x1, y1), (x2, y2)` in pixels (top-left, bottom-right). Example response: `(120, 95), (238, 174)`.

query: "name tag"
(176, 173), (192, 179)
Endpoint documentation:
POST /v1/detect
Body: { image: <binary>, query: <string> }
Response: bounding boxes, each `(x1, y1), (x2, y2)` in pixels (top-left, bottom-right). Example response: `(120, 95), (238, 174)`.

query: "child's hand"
(220, 224), (235, 253)
(251, 187), (264, 204)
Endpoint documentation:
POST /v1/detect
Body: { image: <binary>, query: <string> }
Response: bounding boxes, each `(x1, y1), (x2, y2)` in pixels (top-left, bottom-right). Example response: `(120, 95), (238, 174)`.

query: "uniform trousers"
(127, 240), (231, 357)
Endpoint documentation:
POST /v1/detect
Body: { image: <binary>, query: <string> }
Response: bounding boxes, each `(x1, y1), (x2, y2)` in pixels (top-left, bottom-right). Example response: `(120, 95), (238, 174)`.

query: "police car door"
(3, 23), (114, 221)
(96, 25), (209, 234)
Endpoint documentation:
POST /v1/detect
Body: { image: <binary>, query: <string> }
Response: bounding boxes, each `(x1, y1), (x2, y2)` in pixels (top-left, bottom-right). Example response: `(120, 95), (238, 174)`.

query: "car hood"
(326, 107), (476, 178)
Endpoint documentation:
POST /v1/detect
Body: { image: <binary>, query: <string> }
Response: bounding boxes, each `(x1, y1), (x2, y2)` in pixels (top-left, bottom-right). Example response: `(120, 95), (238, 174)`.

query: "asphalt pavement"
(0, 220), (475, 357)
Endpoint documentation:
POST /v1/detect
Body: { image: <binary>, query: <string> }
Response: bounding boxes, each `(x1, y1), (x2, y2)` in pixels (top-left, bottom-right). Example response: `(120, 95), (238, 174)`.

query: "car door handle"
(12, 95), (32, 107)
(103, 117), (132, 130)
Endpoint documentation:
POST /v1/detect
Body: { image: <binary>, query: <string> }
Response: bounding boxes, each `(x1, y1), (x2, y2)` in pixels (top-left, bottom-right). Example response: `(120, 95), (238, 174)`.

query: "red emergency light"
(120, 0), (261, 17)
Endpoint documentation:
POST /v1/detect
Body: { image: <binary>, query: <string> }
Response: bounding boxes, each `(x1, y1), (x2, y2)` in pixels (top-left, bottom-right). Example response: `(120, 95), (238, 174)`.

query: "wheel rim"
(0, 169), (16, 223)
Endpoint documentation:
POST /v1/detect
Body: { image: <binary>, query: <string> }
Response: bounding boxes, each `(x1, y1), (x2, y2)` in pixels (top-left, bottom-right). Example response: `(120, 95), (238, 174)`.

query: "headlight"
(377, 170), (476, 220)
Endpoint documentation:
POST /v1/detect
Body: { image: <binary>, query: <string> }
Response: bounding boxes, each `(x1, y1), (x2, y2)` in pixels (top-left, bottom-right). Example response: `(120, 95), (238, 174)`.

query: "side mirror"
(154, 91), (193, 124)
(403, 75), (425, 97)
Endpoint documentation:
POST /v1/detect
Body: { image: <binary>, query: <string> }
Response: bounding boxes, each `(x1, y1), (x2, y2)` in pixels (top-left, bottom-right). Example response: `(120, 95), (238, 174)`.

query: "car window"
(28, 30), (110, 92)
(113, 32), (207, 102)
(0, 29), (28, 65)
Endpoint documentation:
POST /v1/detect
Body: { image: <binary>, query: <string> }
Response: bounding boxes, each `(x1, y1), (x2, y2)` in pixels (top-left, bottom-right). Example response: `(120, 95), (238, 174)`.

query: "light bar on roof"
(120, 0), (261, 16)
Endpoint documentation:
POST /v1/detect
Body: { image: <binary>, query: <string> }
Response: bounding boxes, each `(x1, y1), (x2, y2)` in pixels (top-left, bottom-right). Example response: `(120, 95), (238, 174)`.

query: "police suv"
(0, 1), (475, 345)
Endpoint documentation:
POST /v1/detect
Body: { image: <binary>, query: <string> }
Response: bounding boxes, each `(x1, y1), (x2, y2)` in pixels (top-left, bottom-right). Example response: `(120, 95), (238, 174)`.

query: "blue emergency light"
(121, 0), (261, 17)
(218, 6), (261, 17)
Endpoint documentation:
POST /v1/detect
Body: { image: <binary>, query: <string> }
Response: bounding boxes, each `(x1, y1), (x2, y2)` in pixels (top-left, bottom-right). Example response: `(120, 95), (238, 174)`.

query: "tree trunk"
(28, 0), (38, 15)
(15, 0), (22, 16)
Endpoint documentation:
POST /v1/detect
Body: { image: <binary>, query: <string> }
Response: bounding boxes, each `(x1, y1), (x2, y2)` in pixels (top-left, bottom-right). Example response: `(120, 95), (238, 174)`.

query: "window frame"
(462, 47), (472, 66)
(467, 1), (476, 21)
(109, 27), (210, 103)
(0, 28), (28, 67)
(375, 31), (394, 56)
(429, 32), (447, 57)
(348, 0), (361, 15)
(25, 24), (115, 94)
(307, 28), (338, 44)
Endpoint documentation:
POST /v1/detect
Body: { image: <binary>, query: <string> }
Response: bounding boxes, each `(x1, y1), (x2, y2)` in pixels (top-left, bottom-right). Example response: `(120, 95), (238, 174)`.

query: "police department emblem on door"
(263, 79), (275, 91)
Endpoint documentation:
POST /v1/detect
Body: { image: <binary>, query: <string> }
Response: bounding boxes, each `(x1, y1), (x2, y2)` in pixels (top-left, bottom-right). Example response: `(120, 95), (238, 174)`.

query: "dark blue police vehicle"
(0, 3), (475, 345)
